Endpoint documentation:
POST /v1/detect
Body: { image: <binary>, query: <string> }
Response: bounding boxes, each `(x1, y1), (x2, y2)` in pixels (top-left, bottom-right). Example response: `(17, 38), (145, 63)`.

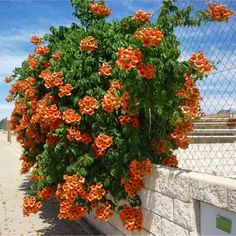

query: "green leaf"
(79, 167), (88, 176)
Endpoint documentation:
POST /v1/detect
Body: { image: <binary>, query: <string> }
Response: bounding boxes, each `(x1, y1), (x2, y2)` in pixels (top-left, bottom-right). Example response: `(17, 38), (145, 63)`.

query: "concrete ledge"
(86, 165), (236, 235)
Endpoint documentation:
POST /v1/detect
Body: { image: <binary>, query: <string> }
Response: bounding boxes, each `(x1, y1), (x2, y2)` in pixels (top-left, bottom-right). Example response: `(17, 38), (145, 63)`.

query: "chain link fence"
(111, 0), (236, 177)
(174, 0), (236, 177)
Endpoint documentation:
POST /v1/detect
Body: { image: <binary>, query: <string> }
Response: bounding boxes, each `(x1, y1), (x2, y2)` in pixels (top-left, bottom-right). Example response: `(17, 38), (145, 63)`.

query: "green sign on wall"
(216, 215), (232, 234)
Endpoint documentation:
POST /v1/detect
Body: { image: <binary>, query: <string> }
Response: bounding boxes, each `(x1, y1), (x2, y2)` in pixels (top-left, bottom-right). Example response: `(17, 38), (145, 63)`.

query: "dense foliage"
(5, 0), (233, 231)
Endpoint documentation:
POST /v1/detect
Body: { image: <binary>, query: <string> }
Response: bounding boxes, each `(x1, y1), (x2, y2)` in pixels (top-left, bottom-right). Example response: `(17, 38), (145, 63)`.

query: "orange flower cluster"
(31, 35), (43, 45)
(136, 63), (156, 80)
(134, 27), (163, 47)
(132, 10), (152, 23)
(86, 182), (106, 202)
(21, 160), (33, 174)
(67, 127), (77, 141)
(28, 55), (40, 70)
(150, 137), (167, 154)
(170, 81), (201, 149)
(109, 80), (124, 91)
(119, 115), (131, 125)
(79, 96), (99, 115)
(52, 53), (61, 61)
(43, 61), (51, 69)
(28, 173), (44, 181)
(46, 133), (60, 147)
(94, 202), (113, 221)
(90, 3), (112, 17)
(6, 95), (14, 102)
(118, 113), (140, 129)
(76, 132), (92, 145)
(4, 76), (12, 83)
(131, 114), (140, 129)
(25, 76), (36, 87)
(101, 92), (120, 113)
(170, 129), (189, 149)
(25, 88), (36, 100)
(35, 45), (49, 56)
(62, 109), (81, 124)
(9, 75), (65, 165)
(93, 134), (113, 157)
(190, 51), (211, 74)
(67, 128), (92, 144)
(162, 155), (178, 168)
(8, 76), (35, 96)
(119, 205), (143, 231)
(98, 62), (112, 77)
(178, 119), (194, 133)
(23, 196), (42, 216)
(13, 102), (26, 115)
(37, 103), (62, 128)
(120, 91), (130, 113)
(116, 47), (143, 71)
(39, 70), (64, 89)
(122, 159), (152, 198)
(80, 36), (98, 52)
(56, 175), (88, 220)
(58, 83), (73, 97)
(129, 158), (152, 180)
(176, 75), (201, 118)
(38, 187), (54, 200)
(102, 81), (130, 113)
(121, 177), (143, 198)
(207, 3), (234, 21)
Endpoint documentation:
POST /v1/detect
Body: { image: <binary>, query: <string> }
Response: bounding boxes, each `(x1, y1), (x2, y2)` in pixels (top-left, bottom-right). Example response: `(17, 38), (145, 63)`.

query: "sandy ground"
(0, 132), (102, 236)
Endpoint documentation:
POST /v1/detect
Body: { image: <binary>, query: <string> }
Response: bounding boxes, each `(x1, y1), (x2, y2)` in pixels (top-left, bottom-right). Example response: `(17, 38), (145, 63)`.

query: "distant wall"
(86, 165), (236, 235)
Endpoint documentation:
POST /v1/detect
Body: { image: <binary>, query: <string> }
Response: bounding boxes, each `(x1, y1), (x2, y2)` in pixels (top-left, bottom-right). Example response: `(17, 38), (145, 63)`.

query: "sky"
(0, 0), (235, 120)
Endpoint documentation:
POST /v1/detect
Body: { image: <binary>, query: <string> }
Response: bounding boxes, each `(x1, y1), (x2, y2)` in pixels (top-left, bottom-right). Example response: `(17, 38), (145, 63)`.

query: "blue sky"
(0, 0), (235, 120)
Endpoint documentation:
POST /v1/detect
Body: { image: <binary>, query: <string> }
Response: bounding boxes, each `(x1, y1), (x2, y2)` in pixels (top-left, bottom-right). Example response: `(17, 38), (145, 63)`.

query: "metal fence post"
(7, 120), (11, 143)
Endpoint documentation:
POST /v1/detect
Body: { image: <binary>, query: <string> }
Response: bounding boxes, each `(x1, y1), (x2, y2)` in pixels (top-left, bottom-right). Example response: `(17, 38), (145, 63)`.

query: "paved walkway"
(0, 132), (102, 236)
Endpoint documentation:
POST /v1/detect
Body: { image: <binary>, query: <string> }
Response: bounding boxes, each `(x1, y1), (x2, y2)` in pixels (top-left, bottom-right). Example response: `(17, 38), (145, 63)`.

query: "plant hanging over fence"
(5, 0), (233, 231)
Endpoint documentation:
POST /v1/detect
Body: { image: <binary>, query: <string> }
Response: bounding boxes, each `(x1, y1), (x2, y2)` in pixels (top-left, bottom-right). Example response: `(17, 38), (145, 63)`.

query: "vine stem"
(149, 108), (152, 139)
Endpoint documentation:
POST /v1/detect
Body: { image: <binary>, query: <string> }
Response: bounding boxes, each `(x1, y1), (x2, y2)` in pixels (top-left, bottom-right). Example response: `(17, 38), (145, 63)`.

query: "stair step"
(195, 117), (235, 122)
(189, 135), (236, 143)
(194, 122), (234, 125)
(191, 129), (236, 135)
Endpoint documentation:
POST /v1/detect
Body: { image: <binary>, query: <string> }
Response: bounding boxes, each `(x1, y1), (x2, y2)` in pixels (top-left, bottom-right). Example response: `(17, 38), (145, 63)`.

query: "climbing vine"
(5, 0), (233, 231)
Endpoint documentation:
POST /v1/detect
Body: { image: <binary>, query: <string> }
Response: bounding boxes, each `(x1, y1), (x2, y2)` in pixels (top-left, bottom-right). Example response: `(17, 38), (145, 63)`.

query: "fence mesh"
(110, 0), (236, 177)
(174, 0), (236, 177)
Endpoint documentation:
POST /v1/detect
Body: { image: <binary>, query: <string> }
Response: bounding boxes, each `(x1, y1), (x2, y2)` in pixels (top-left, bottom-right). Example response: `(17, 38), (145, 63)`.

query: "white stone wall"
(85, 165), (236, 235)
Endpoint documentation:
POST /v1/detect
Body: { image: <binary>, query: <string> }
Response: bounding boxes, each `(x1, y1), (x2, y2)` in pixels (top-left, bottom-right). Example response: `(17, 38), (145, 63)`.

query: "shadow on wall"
(18, 178), (103, 236)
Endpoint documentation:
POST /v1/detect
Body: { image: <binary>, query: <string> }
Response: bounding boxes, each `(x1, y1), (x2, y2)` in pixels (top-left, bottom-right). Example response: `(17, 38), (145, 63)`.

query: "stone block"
(144, 166), (190, 202)
(150, 191), (173, 220)
(140, 189), (153, 211)
(161, 218), (190, 236)
(100, 221), (125, 235)
(173, 199), (198, 231)
(228, 189), (236, 213)
(190, 179), (227, 209)
(158, 171), (190, 202)
(143, 208), (161, 236)
(144, 166), (162, 192)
